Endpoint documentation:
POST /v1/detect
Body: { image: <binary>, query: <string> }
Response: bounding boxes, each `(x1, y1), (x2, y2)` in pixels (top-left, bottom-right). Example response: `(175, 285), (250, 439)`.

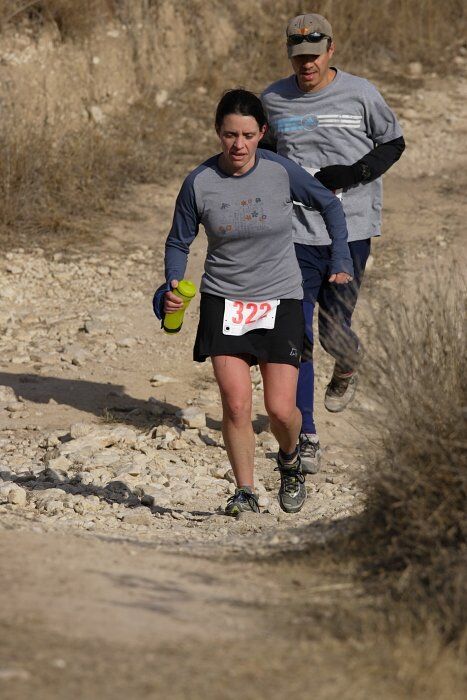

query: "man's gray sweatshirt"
(261, 71), (403, 245)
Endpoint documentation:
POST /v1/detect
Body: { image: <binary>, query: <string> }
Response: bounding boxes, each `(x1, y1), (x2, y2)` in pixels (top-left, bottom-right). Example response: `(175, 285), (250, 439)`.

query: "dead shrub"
(0, 100), (176, 244)
(356, 276), (466, 642)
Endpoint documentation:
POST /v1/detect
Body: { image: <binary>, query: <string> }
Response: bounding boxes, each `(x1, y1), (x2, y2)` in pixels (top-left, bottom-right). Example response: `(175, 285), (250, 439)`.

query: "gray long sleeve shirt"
(261, 70), (403, 244)
(164, 149), (352, 301)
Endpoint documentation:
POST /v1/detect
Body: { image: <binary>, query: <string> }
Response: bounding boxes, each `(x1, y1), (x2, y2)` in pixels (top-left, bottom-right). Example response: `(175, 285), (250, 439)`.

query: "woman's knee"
(266, 401), (296, 428)
(222, 395), (251, 424)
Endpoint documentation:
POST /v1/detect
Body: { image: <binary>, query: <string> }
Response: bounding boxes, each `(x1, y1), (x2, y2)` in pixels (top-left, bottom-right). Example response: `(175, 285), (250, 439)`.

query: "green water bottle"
(163, 279), (197, 334)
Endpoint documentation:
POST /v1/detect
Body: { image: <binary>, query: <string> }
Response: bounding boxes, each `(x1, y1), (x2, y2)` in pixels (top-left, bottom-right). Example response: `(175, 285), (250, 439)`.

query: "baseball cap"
(286, 13), (333, 58)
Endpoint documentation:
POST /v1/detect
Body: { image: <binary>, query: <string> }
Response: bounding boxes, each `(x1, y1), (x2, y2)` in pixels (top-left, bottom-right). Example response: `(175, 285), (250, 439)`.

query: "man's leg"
(297, 300), (317, 434)
(294, 243), (327, 473)
(318, 239), (371, 411)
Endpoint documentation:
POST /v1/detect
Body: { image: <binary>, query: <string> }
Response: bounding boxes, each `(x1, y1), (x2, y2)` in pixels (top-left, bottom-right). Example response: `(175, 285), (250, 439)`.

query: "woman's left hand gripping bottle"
(152, 279), (197, 333)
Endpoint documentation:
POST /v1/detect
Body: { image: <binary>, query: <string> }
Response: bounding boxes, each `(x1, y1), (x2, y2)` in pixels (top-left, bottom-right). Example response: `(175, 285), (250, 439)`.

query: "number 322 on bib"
(223, 299), (280, 336)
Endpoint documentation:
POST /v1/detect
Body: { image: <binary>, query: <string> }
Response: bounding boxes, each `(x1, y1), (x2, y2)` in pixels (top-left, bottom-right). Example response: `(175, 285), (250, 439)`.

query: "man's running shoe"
(324, 369), (358, 413)
(225, 487), (260, 517)
(275, 450), (306, 513)
(299, 433), (322, 474)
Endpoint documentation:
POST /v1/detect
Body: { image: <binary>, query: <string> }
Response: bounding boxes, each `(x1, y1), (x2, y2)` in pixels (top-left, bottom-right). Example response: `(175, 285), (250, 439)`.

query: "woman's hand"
(163, 280), (183, 313)
(328, 272), (353, 285)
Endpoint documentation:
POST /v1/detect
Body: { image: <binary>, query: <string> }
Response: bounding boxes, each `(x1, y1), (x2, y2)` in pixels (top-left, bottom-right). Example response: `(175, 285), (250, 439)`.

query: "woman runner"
(154, 89), (353, 516)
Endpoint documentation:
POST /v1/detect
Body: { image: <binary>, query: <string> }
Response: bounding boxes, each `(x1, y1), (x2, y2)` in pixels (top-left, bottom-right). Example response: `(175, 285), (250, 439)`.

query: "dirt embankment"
(0, 0), (252, 135)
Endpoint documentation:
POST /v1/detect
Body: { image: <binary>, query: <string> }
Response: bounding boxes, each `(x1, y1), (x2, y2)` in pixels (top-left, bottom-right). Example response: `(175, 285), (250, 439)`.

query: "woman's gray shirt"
(164, 149), (352, 301)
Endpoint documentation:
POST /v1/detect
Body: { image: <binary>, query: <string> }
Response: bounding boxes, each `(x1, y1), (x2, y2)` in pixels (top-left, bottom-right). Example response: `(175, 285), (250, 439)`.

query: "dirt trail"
(0, 70), (466, 699)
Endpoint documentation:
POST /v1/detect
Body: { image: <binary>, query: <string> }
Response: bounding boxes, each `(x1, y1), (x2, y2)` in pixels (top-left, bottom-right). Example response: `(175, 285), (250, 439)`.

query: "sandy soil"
(0, 68), (466, 699)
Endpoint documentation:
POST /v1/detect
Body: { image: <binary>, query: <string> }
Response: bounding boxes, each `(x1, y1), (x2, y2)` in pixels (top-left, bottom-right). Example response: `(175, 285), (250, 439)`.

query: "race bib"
(223, 299), (280, 336)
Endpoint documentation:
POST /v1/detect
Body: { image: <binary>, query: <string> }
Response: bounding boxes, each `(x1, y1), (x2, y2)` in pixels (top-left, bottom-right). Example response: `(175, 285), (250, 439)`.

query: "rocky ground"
(0, 201), (367, 553)
(0, 238), (365, 536)
(0, 65), (466, 699)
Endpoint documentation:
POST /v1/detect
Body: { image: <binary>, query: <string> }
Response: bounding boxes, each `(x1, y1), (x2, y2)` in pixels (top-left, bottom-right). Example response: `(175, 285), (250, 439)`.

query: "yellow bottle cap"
(176, 279), (197, 299)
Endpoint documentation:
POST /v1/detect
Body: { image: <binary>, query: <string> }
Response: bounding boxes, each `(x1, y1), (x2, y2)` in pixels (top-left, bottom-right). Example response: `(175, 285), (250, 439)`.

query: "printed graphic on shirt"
(216, 197), (268, 235)
(274, 113), (362, 134)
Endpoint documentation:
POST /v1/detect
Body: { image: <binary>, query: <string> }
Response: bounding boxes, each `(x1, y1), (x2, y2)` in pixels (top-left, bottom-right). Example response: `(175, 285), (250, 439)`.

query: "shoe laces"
(227, 488), (259, 510)
(275, 462), (305, 494)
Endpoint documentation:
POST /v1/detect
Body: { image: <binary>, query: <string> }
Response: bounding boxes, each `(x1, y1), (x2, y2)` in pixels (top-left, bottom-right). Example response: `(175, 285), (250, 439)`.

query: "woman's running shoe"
(275, 450), (306, 513)
(225, 487), (260, 517)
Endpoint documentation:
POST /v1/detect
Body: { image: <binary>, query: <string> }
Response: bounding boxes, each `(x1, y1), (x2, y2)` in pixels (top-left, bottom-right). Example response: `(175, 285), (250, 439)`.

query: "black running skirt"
(193, 293), (304, 368)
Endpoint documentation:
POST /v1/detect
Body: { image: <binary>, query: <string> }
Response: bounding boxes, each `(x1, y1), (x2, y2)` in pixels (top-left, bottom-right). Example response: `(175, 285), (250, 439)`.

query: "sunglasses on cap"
(287, 32), (330, 46)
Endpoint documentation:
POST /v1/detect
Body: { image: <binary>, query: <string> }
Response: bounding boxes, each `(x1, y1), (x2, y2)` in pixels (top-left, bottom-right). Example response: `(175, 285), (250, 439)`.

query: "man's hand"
(329, 272), (353, 285)
(164, 280), (183, 313)
(315, 164), (362, 190)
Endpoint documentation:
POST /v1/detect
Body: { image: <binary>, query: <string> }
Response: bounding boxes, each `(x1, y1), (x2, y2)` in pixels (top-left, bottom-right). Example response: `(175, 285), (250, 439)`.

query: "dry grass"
(281, 0), (466, 66)
(355, 276), (466, 642)
(295, 276), (466, 692)
(318, 0), (465, 65)
(0, 100), (178, 245)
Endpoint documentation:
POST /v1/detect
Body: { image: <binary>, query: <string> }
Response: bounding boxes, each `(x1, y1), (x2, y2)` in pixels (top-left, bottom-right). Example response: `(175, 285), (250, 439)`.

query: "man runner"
(261, 12), (405, 473)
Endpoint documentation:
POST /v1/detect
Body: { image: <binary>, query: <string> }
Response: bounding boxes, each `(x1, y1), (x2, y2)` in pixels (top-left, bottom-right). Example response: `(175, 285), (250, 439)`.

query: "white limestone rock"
(123, 509), (154, 525)
(178, 407), (206, 429)
(0, 386), (17, 405)
(408, 61), (423, 77)
(5, 484), (28, 506)
(149, 374), (176, 386)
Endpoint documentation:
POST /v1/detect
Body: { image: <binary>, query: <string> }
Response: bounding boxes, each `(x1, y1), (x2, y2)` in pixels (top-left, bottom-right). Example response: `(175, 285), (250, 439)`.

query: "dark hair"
(215, 89), (267, 130)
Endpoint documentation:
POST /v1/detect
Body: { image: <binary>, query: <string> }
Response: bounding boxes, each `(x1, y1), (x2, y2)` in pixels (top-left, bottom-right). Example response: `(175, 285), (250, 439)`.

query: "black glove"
(314, 163), (365, 190)
(314, 137), (406, 190)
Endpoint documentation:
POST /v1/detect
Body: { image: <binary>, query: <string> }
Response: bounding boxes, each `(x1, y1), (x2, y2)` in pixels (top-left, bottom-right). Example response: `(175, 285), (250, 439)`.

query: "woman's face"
(217, 114), (266, 176)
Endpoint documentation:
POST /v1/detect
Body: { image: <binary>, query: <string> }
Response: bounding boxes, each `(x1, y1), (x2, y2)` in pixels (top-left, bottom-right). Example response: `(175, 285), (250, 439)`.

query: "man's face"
(291, 43), (335, 92)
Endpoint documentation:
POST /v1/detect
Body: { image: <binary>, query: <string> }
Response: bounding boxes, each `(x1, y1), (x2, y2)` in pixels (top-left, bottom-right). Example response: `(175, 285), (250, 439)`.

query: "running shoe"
(324, 369), (358, 412)
(299, 433), (322, 474)
(275, 451), (306, 513)
(225, 487), (260, 517)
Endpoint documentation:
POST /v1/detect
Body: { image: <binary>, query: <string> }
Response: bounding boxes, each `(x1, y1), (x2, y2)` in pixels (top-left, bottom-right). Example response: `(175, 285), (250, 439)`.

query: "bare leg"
(260, 362), (301, 454)
(212, 355), (255, 488)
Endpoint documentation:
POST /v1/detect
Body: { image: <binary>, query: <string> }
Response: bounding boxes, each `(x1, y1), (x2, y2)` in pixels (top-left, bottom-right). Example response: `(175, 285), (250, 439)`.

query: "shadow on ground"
(2, 467), (216, 521)
(0, 371), (180, 427)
